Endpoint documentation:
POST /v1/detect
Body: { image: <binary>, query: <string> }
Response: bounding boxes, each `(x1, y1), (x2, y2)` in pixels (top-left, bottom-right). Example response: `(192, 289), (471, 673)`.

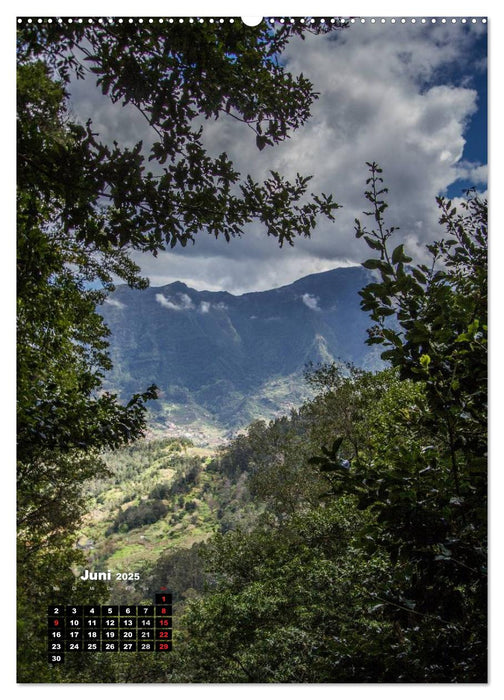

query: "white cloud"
(454, 162), (488, 185)
(155, 292), (194, 311)
(199, 300), (227, 313)
(104, 298), (125, 309)
(302, 293), (320, 311)
(69, 21), (486, 294)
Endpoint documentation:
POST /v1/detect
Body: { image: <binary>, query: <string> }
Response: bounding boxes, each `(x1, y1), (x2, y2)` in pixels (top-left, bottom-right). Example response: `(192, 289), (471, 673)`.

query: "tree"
(16, 19), (346, 681)
(312, 164), (487, 680)
(355, 162), (487, 473)
(17, 59), (156, 682)
(170, 503), (396, 683)
(17, 20), (342, 252)
(353, 163), (487, 546)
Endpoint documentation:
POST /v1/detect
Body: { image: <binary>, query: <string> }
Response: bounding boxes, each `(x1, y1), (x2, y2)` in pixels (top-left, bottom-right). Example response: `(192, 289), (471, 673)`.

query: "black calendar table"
(48, 593), (172, 664)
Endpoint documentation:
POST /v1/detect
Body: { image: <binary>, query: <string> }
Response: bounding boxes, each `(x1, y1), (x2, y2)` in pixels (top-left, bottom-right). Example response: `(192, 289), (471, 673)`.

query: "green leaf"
(419, 354), (431, 368)
(256, 134), (267, 151)
(362, 259), (381, 270)
(412, 268), (427, 285)
(391, 244), (404, 265)
(364, 235), (383, 251)
(331, 437), (344, 455)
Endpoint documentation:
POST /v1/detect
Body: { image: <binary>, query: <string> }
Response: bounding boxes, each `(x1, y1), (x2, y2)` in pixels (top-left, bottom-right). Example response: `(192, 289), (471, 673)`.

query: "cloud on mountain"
(301, 293), (320, 311)
(199, 301), (227, 314)
(104, 298), (126, 309)
(155, 292), (194, 311)
(154, 293), (227, 314)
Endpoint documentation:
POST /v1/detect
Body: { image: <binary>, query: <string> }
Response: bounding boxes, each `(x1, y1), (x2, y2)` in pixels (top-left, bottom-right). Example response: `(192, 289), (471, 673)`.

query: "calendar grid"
(48, 593), (172, 664)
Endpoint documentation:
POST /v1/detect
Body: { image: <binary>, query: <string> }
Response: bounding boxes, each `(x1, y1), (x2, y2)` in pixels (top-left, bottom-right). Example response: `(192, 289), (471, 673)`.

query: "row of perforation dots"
(17, 17), (488, 25)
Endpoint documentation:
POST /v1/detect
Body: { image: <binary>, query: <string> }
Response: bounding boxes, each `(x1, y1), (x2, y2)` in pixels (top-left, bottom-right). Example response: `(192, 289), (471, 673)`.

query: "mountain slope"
(99, 266), (383, 438)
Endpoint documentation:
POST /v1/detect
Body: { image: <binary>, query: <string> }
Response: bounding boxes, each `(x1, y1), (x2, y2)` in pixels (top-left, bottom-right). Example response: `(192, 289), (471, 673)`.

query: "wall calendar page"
(16, 9), (488, 686)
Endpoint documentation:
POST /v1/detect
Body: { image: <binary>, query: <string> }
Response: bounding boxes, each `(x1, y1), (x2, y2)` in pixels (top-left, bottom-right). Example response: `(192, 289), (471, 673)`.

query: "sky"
(66, 17), (487, 295)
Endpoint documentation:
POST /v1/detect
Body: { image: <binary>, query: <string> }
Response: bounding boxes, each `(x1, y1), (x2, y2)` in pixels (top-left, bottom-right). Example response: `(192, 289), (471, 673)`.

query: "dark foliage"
(108, 500), (168, 534)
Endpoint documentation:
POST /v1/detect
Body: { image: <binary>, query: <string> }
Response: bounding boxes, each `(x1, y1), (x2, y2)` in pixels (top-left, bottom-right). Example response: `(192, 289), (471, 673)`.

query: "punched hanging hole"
(241, 17), (263, 26)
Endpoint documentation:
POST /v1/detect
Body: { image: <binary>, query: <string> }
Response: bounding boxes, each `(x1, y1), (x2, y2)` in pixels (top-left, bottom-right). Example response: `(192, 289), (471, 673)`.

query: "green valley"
(77, 437), (260, 603)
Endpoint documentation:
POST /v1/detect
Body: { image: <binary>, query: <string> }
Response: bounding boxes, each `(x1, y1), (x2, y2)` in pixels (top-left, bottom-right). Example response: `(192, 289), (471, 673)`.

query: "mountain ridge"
(99, 266), (384, 441)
